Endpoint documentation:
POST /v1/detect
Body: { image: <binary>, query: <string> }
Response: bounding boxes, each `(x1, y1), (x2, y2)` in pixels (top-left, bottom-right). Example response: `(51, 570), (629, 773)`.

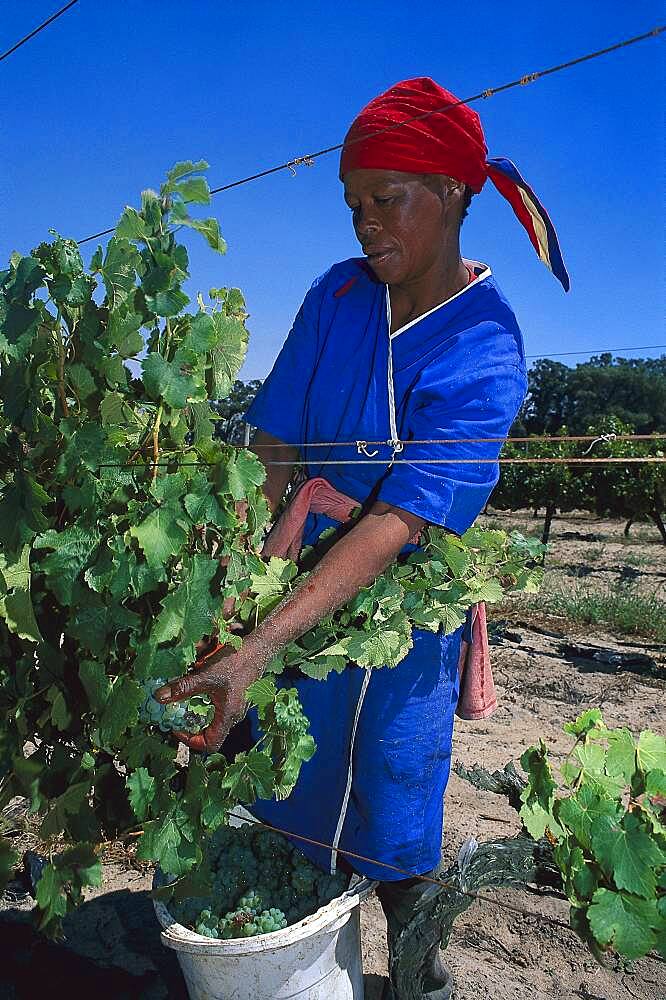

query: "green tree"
(568, 356), (666, 435)
(519, 359), (571, 434)
(210, 378), (262, 444)
(516, 355), (666, 436)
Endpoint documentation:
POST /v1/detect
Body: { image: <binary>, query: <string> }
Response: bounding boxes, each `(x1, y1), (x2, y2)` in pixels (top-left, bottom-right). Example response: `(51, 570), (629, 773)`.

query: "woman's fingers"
(172, 729), (207, 752)
(154, 668), (216, 704)
(173, 689), (240, 753)
(200, 710), (232, 752)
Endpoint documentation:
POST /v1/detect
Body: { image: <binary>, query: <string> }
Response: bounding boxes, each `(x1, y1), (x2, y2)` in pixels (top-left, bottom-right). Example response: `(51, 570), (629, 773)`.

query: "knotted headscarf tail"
(340, 76), (570, 292)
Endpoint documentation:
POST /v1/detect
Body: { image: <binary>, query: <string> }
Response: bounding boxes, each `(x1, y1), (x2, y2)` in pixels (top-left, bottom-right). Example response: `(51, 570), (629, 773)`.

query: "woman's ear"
(445, 177), (466, 196)
(442, 177), (468, 226)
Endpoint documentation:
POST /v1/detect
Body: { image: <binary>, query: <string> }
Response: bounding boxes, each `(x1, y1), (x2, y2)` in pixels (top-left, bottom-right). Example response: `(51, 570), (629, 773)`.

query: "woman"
(157, 77), (568, 998)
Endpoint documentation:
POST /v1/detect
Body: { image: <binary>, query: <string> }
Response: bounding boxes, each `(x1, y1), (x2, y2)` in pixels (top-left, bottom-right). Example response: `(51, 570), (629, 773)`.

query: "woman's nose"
(354, 206), (380, 238)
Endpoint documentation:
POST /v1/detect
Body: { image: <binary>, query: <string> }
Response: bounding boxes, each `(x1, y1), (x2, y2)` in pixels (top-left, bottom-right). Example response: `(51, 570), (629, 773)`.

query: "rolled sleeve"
(376, 363), (527, 534)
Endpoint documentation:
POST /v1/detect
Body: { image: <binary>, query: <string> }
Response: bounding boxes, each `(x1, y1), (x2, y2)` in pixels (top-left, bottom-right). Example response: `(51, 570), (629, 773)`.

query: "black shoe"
(380, 955), (454, 1000)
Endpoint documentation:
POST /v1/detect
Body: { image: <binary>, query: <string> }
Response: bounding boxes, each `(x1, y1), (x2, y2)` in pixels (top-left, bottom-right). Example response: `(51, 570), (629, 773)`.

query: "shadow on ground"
(0, 889), (187, 1000)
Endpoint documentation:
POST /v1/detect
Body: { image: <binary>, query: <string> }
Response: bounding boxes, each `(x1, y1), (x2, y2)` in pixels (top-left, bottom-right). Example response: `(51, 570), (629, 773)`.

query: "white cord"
(330, 668), (373, 873)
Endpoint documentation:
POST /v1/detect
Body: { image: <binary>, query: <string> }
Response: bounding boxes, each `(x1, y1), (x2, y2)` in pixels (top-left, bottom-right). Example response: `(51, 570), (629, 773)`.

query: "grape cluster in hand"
(171, 824), (349, 939)
(139, 677), (214, 734)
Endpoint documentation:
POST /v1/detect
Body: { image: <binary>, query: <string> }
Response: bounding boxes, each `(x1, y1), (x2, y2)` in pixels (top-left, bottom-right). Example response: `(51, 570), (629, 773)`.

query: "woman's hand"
(154, 644), (262, 753)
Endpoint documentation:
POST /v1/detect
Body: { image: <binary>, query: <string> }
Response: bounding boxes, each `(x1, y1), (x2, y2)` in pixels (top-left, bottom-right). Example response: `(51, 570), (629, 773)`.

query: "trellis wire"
(245, 433), (665, 447)
(0, 1), (78, 64)
(97, 457), (666, 471)
(94, 431), (666, 471)
(76, 26), (664, 245)
(525, 343), (666, 359)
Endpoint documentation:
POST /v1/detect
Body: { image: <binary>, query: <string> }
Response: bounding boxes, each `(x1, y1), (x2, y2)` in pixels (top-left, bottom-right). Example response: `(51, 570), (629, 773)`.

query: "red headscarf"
(339, 77), (569, 290)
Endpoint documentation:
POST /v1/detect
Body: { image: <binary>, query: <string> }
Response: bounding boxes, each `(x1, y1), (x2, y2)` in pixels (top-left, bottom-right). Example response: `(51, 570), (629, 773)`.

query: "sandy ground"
(1, 511), (665, 999)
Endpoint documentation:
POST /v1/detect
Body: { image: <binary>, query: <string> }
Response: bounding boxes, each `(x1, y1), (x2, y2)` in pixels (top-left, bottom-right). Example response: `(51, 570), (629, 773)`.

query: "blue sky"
(1, 2), (663, 379)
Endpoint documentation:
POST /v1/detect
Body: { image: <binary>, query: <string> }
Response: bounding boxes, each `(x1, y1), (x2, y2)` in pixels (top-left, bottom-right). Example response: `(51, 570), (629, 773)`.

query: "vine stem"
(151, 403), (163, 483)
(149, 317), (173, 482)
(55, 310), (70, 418)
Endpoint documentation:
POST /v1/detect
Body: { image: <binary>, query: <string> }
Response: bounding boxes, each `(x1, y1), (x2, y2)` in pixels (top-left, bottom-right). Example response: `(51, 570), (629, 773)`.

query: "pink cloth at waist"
(262, 476), (497, 722)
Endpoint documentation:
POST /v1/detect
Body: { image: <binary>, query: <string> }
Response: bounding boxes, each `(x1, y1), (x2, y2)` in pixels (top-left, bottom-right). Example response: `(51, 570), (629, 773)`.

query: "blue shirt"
(245, 257), (527, 533)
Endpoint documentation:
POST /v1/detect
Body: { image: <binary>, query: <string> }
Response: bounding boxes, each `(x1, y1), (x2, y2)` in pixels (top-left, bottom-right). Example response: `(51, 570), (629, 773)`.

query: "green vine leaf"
(141, 352), (201, 406)
(0, 544), (42, 641)
(590, 812), (664, 899)
(588, 888), (660, 960)
(127, 767), (156, 821)
(130, 502), (189, 572)
(152, 553), (219, 645)
(556, 785), (621, 852)
(524, 712), (666, 961)
(637, 730), (666, 773)
(138, 805), (199, 877)
(33, 525), (100, 605)
(519, 742), (564, 841)
(98, 675), (144, 746)
(99, 238), (141, 309)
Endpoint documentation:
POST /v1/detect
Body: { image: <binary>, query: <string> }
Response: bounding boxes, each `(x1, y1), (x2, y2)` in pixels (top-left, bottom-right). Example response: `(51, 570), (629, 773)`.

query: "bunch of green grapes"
(194, 894), (288, 939)
(138, 677), (214, 734)
(173, 824), (350, 938)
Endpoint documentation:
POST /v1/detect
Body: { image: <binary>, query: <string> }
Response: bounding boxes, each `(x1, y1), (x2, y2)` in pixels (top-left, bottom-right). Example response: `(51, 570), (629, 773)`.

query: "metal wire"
(92, 431), (666, 472)
(97, 456), (666, 470)
(226, 809), (573, 932)
(245, 433), (665, 448)
(525, 344), (666, 360)
(75, 26), (664, 246)
(0, 1), (78, 64)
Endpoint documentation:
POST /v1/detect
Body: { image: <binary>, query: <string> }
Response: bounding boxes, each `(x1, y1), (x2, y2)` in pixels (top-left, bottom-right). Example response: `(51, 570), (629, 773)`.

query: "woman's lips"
(365, 249), (395, 265)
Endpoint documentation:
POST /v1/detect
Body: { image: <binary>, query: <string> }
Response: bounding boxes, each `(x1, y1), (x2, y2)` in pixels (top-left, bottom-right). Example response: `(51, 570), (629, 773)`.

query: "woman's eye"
(375, 197), (393, 206)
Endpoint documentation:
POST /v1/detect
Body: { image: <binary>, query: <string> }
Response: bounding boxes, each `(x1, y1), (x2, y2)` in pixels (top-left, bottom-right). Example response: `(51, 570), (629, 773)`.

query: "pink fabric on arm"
(261, 477), (497, 721)
(261, 477), (361, 561)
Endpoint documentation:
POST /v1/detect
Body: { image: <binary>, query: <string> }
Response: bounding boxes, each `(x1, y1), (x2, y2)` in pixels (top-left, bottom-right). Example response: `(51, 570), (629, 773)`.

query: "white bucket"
(152, 811), (376, 999)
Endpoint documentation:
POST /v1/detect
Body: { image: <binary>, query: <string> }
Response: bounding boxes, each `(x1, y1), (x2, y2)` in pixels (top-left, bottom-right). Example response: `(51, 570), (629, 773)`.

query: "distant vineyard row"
(490, 416), (666, 544)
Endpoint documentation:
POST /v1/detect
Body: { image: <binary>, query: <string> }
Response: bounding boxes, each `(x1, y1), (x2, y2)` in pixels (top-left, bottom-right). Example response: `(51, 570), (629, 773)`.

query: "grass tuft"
(506, 583), (666, 643)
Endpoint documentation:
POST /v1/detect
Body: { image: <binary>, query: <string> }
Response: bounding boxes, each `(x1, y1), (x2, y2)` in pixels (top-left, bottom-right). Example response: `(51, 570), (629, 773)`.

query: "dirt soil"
(1, 512), (665, 999)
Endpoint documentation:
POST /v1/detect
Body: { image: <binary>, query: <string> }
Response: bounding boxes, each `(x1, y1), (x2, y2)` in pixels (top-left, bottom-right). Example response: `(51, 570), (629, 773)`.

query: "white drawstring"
(330, 668), (372, 873)
(385, 289), (402, 468)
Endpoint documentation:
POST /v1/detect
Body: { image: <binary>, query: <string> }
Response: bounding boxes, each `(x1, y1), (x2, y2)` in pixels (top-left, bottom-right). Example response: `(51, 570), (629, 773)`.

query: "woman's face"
(342, 168), (461, 285)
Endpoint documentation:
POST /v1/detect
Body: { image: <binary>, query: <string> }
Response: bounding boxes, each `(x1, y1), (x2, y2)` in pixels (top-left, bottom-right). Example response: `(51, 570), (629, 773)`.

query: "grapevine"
(520, 710), (666, 960)
(0, 160), (548, 935)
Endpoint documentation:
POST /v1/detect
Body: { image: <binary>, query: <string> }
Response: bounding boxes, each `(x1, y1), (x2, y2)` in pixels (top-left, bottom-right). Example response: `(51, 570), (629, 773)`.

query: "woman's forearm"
(242, 501), (424, 665)
(250, 429), (299, 515)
